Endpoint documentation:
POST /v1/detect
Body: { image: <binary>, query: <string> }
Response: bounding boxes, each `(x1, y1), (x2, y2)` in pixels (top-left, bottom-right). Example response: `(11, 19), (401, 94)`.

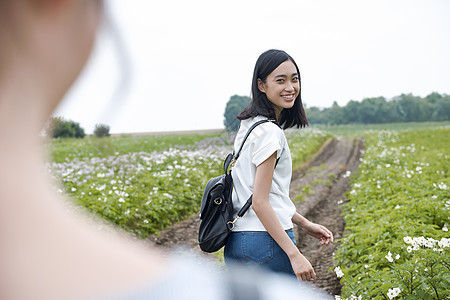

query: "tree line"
(223, 92), (450, 131)
(305, 92), (450, 125)
(46, 117), (111, 138)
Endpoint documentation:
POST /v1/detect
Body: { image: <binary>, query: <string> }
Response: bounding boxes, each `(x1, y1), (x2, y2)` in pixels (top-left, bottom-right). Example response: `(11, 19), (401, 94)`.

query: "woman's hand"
(301, 220), (334, 245)
(292, 213), (334, 245)
(289, 252), (316, 281)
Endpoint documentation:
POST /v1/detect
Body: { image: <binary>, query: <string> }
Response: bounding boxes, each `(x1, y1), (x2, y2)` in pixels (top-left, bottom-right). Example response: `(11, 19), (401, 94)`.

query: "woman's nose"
(285, 82), (294, 92)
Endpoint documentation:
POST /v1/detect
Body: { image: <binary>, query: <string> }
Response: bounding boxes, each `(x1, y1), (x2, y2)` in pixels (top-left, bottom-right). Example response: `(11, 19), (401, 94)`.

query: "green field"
(48, 127), (331, 237)
(314, 121), (450, 137)
(48, 122), (450, 299)
(48, 132), (225, 163)
(333, 125), (450, 299)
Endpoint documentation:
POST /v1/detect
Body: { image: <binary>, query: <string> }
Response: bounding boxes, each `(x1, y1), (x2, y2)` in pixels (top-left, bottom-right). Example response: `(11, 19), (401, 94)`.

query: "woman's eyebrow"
(274, 73), (299, 78)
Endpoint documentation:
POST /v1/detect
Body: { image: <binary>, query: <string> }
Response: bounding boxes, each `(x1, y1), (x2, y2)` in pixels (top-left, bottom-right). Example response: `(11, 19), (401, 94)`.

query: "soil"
(146, 138), (364, 297)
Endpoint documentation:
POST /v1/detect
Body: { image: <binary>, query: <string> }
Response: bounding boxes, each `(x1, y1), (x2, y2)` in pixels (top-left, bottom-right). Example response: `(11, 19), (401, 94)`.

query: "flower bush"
(334, 128), (450, 299)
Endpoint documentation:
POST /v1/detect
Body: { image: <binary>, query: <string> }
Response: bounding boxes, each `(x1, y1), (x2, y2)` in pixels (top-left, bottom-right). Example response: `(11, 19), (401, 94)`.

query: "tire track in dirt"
(291, 138), (364, 295)
(147, 138), (364, 296)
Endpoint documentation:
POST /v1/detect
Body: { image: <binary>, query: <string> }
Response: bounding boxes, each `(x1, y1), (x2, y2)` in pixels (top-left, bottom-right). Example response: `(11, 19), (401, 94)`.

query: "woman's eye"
(292, 77), (299, 81)
(277, 79), (285, 83)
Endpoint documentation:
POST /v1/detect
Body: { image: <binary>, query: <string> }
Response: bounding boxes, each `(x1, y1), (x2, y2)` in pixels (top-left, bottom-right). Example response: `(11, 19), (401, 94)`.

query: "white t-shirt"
(231, 116), (296, 231)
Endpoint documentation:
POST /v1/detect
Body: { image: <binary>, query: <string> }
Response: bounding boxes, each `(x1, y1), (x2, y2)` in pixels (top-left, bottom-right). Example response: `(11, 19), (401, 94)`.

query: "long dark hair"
(237, 49), (308, 129)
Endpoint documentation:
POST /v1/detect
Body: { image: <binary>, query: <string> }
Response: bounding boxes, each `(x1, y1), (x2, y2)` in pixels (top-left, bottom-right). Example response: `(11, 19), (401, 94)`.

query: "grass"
(313, 121), (450, 137)
(47, 132), (226, 163)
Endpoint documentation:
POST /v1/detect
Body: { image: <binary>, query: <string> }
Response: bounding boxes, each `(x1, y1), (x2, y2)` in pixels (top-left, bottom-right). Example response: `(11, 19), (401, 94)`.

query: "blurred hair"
(237, 49), (308, 129)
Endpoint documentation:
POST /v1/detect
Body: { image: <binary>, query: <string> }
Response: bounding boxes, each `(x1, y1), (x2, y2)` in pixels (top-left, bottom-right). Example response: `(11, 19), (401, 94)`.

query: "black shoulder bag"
(198, 119), (277, 253)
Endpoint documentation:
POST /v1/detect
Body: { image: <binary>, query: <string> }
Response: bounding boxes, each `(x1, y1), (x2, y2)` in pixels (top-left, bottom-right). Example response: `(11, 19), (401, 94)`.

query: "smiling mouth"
(281, 94), (295, 100)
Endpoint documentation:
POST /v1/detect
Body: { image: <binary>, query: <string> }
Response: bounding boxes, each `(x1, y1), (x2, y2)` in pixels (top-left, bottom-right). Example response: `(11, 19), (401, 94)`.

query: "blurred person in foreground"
(0, 1), (332, 299)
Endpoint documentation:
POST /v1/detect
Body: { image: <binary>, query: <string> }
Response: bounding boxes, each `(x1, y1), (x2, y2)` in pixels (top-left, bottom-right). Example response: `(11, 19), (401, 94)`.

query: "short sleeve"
(251, 123), (283, 167)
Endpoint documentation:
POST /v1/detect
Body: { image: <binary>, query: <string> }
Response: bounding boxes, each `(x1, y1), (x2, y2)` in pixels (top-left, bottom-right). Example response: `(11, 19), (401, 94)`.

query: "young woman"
(0, 2), (331, 300)
(224, 49), (334, 281)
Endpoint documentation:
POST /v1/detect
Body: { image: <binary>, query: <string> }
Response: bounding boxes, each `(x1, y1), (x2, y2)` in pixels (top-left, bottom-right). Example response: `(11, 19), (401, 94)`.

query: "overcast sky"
(54, 0), (450, 134)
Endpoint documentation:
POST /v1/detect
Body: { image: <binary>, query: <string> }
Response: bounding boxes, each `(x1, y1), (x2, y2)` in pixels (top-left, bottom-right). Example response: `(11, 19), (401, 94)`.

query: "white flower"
(386, 164), (391, 168)
(334, 266), (344, 278)
(385, 251), (394, 262)
(395, 254), (400, 260)
(343, 171), (351, 178)
(442, 224), (448, 232)
(387, 287), (401, 299)
(163, 193), (173, 199)
(407, 246), (413, 253)
(71, 187), (77, 192)
(438, 238), (450, 248)
(404, 236), (412, 244)
(438, 182), (448, 190)
(118, 198), (125, 203)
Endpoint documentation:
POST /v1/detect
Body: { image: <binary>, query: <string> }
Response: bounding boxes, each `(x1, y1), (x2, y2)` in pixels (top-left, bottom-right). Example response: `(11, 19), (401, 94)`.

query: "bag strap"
(234, 119), (276, 160)
(224, 119), (278, 174)
(227, 119), (281, 229)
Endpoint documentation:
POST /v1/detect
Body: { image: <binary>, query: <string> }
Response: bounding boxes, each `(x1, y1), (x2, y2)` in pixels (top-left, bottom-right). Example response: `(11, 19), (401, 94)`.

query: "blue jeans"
(224, 229), (296, 277)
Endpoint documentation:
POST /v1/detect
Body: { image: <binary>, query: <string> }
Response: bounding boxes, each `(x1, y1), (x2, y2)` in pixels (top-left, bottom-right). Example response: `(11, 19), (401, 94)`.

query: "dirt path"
(147, 138), (364, 296)
(291, 138), (364, 295)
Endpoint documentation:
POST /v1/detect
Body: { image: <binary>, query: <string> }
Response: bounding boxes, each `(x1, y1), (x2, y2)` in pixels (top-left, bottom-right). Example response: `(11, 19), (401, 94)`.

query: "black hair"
(237, 49), (308, 129)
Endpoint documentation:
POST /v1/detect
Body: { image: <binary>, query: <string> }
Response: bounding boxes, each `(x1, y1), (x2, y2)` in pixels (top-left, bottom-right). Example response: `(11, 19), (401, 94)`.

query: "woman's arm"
(292, 213), (334, 245)
(252, 152), (315, 281)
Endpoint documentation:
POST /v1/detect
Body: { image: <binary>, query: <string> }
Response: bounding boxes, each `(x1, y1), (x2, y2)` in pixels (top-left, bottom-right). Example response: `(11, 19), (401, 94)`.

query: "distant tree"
(223, 95), (251, 131)
(393, 94), (423, 122)
(328, 101), (346, 125)
(432, 95), (450, 121)
(47, 117), (85, 138)
(342, 100), (361, 123)
(305, 106), (326, 124)
(359, 97), (389, 123)
(94, 123), (110, 138)
(425, 92), (442, 104)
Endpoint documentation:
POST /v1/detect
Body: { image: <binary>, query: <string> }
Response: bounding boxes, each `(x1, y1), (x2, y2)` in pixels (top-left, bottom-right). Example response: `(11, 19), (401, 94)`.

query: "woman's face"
(257, 60), (300, 117)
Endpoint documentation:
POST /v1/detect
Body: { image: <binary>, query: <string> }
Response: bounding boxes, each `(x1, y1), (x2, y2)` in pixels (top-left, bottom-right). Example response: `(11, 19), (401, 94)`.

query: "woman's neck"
(0, 63), (54, 228)
(274, 107), (282, 122)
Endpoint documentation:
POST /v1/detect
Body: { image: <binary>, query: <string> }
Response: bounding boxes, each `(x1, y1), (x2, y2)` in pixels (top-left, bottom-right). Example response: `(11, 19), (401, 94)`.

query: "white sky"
(54, 0), (450, 134)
